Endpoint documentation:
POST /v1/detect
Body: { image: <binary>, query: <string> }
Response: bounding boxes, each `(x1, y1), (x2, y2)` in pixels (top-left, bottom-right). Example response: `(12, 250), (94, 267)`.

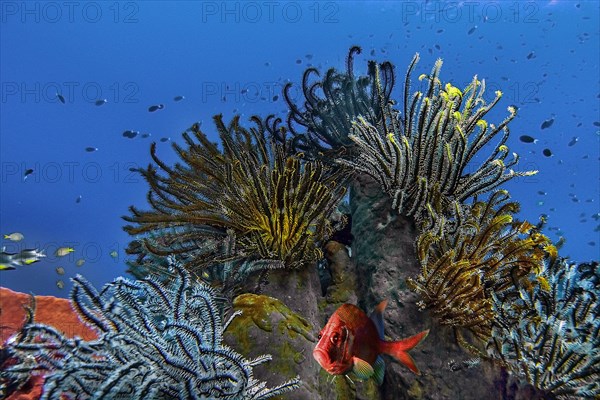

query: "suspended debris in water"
(540, 118), (554, 129)
(537, 191), (547, 195)
(85, 147), (98, 152)
(56, 93), (65, 104)
(568, 137), (579, 146)
(110, 250), (118, 258)
(295, 59), (302, 64)
(141, 133), (151, 138)
(173, 95), (185, 102)
(273, 95), (279, 101)
(519, 135), (537, 143)
(56, 266), (65, 275)
(76, 195), (82, 204)
(467, 26), (477, 35)
(160, 137), (170, 143)
(543, 148), (553, 157)
(95, 99), (107, 106)
(526, 52), (536, 60)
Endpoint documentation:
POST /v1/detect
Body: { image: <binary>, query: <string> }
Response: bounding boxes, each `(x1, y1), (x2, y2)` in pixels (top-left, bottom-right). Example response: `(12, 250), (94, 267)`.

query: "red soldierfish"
(313, 300), (429, 385)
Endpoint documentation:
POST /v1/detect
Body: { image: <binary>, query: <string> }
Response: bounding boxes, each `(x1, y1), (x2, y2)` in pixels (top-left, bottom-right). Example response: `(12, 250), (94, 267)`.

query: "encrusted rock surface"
(350, 173), (501, 399)
(223, 267), (331, 400)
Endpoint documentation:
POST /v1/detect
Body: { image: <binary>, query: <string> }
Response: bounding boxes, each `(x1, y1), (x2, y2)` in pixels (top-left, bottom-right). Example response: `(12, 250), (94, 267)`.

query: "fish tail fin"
(380, 330), (429, 375)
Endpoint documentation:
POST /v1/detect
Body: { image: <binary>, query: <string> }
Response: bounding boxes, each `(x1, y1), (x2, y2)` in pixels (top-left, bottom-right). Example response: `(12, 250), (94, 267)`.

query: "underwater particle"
(467, 26), (477, 35)
(23, 168), (34, 180)
(173, 95), (185, 102)
(128, 167), (136, 172)
(305, 54), (313, 60)
(76, 258), (85, 267)
(526, 52), (535, 59)
(273, 95), (279, 101)
(56, 266), (65, 275)
(160, 137), (170, 143)
(141, 133), (151, 138)
(537, 201), (544, 206)
(85, 147), (98, 152)
(56, 279), (64, 289)
(95, 99), (107, 106)
(56, 247), (74, 257)
(76, 195), (82, 203)
(594, 121), (600, 127)
(568, 137), (579, 146)
(537, 191), (547, 195)
(592, 213), (600, 221)
(122, 130), (138, 139)
(543, 148), (553, 157)
(295, 59), (302, 64)
(540, 117), (554, 129)
(4, 232), (24, 241)
(109, 250), (118, 258)
(519, 135), (537, 143)
(589, 241), (596, 246)
(56, 93), (65, 104)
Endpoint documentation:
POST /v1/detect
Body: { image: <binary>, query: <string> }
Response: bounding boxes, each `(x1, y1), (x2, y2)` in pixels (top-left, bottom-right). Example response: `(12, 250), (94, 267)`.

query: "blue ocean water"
(1, 0), (598, 297)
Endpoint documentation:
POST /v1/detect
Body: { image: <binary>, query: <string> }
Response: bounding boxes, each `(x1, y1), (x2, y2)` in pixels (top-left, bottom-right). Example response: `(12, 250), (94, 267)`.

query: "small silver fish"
(4, 232), (24, 241)
(56, 247), (74, 257)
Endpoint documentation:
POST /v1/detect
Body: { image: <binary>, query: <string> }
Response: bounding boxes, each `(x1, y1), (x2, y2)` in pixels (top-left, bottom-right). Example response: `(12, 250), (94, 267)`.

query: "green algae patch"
(224, 293), (313, 368)
(407, 379), (424, 399)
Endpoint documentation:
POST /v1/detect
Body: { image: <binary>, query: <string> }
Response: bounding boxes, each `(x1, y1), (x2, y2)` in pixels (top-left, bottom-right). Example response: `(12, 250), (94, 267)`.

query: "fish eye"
(317, 333), (322, 340)
(331, 333), (339, 344)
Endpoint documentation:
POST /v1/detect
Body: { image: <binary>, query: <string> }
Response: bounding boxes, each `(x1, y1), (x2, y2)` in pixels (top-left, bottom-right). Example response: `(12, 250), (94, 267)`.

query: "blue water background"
(1, 0), (598, 297)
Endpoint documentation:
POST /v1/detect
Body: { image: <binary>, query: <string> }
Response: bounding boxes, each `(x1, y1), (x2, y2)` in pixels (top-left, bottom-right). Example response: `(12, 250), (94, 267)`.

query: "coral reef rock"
(350, 173), (500, 399)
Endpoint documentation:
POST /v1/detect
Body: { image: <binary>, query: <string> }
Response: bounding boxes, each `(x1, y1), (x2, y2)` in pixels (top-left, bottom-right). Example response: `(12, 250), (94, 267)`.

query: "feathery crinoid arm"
(123, 114), (347, 276)
(2, 257), (301, 400)
(489, 259), (600, 399)
(407, 191), (555, 355)
(338, 54), (537, 222)
(283, 46), (395, 163)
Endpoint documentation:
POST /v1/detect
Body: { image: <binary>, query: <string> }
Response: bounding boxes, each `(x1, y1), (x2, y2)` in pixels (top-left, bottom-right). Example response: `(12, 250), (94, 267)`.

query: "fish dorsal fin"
(352, 357), (374, 380)
(373, 356), (385, 386)
(369, 299), (387, 340)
